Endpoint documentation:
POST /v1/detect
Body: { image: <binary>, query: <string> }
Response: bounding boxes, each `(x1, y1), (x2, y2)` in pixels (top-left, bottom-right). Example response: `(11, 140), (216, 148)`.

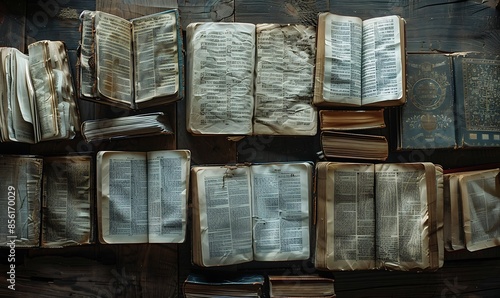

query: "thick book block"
(0, 41), (80, 143)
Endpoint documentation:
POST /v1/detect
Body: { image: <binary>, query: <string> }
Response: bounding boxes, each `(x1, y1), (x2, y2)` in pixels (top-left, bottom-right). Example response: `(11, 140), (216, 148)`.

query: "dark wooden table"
(0, 0), (499, 297)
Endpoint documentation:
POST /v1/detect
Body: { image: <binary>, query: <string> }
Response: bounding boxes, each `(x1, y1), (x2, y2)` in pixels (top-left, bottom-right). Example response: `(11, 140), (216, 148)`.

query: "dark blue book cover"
(399, 53), (456, 149)
(453, 53), (500, 147)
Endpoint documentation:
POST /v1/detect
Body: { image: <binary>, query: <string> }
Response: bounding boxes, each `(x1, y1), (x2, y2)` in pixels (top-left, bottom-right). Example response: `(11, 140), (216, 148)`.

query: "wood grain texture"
(0, 0), (26, 51)
(235, 0), (328, 25)
(178, 0), (234, 29)
(96, 0), (177, 19)
(25, 0), (95, 51)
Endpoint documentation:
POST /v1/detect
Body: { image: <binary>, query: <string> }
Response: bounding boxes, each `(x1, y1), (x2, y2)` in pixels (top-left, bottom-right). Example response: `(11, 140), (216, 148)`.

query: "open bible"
(315, 162), (443, 271)
(313, 13), (406, 107)
(97, 150), (190, 244)
(0, 41), (80, 143)
(191, 162), (312, 267)
(186, 22), (317, 135)
(79, 9), (183, 110)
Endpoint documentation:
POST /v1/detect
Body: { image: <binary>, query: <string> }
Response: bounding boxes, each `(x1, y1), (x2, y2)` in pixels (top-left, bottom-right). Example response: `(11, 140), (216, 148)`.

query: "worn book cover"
(399, 53), (456, 149)
(453, 53), (500, 147)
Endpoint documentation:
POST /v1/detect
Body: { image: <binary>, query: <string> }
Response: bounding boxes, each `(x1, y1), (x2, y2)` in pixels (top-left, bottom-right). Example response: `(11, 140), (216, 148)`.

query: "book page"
(375, 163), (431, 270)
(27, 41), (59, 140)
(132, 10), (180, 104)
(186, 22), (255, 135)
(10, 49), (35, 143)
(460, 169), (500, 252)
(47, 41), (79, 139)
(95, 12), (133, 106)
(97, 151), (148, 244)
(321, 14), (363, 106)
(0, 156), (43, 248)
(324, 163), (376, 270)
(42, 156), (92, 247)
(449, 174), (465, 250)
(253, 24), (317, 135)
(79, 10), (98, 98)
(361, 15), (404, 105)
(193, 166), (253, 266)
(147, 150), (190, 243)
(251, 163), (311, 261)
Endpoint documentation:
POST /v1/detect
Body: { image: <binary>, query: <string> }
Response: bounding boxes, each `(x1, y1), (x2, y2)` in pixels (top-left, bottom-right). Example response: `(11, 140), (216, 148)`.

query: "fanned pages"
(0, 41), (80, 143)
(314, 13), (406, 107)
(191, 162), (312, 267)
(97, 150), (190, 244)
(81, 112), (173, 142)
(79, 9), (183, 109)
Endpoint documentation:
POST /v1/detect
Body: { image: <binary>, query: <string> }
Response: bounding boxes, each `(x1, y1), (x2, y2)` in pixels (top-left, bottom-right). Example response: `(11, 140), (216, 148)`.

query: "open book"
(444, 168), (500, 252)
(41, 156), (93, 248)
(97, 150), (190, 244)
(0, 41), (80, 143)
(315, 162), (443, 271)
(79, 9), (183, 110)
(0, 155), (43, 248)
(191, 162), (312, 267)
(186, 22), (317, 135)
(313, 13), (406, 107)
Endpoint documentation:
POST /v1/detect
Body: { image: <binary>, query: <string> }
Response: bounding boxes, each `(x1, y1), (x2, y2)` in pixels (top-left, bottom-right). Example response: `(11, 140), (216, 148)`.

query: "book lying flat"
(79, 9), (184, 110)
(319, 109), (386, 131)
(191, 162), (312, 267)
(268, 275), (336, 298)
(0, 41), (80, 143)
(183, 274), (265, 298)
(321, 131), (389, 161)
(41, 156), (93, 248)
(0, 155), (43, 248)
(314, 13), (406, 107)
(398, 52), (500, 149)
(81, 112), (173, 142)
(97, 150), (190, 244)
(315, 162), (443, 271)
(186, 22), (317, 135)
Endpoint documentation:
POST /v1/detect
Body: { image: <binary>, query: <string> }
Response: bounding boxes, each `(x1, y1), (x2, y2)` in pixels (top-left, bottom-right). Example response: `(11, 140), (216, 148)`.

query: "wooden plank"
(328, 0), (500, 53)
(334, 258), (500, 297)
(25, 0), (95, 51)
(96, 0), (177, 19)
(236, 136), (320, 163)
(235, 0), (328, 25)
(178, 0), (234, 29)
(0, 0), (26, 51)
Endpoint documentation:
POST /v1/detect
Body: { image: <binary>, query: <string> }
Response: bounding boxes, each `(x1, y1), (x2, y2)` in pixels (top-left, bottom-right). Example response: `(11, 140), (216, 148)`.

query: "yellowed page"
(97, 151), (148, 244)
(147, 150), (190, 243)
(251, 162), (311, 261)
(324, 162), (376, 270)
(192, 165), (253, 266)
